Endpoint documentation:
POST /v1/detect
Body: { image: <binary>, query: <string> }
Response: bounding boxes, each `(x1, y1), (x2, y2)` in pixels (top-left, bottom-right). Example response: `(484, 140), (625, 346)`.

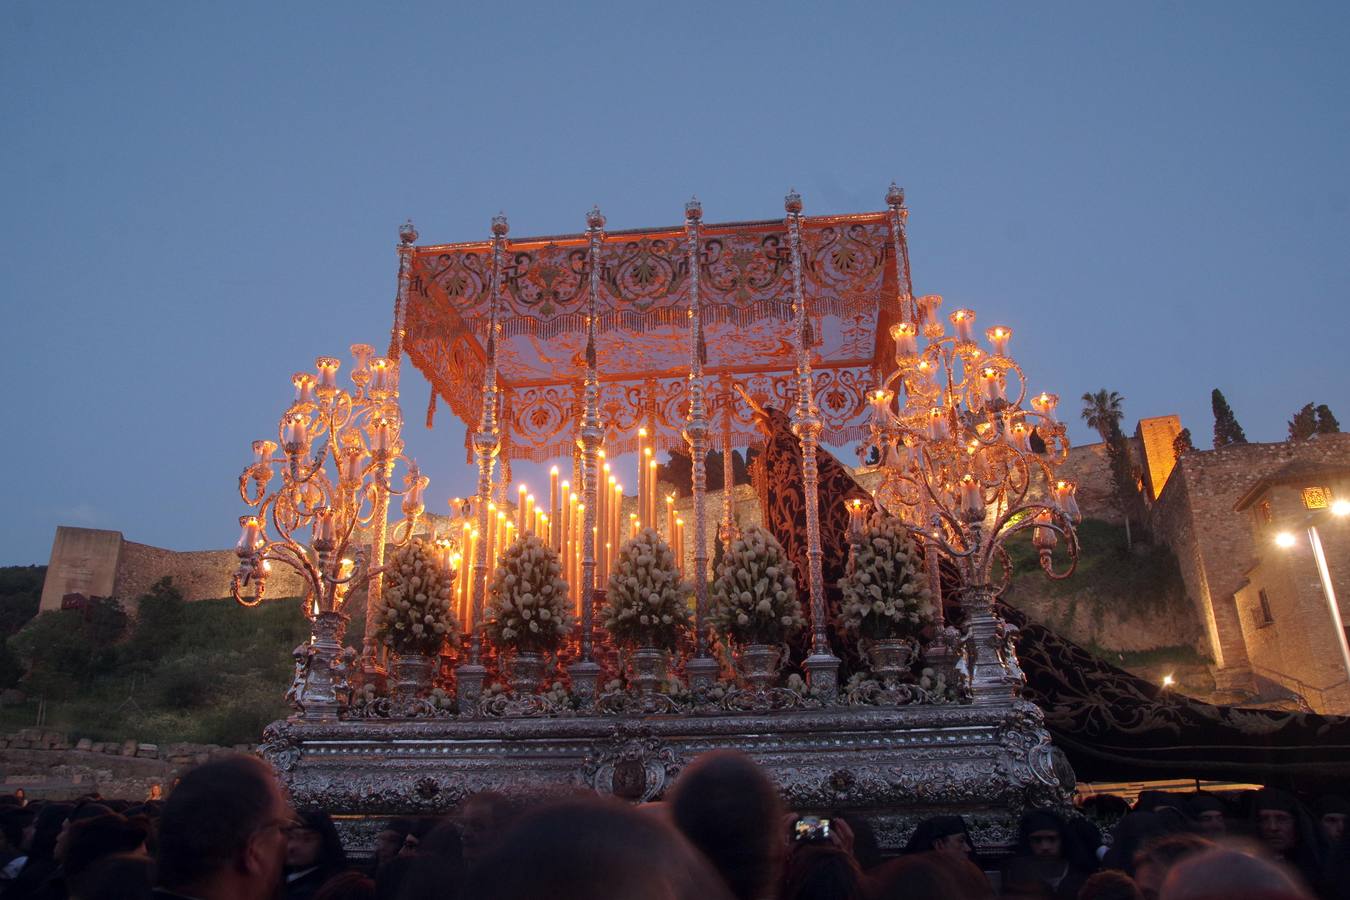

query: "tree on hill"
(1316, 404), (1341, 435)
(1080, 389), (1125, 442)
(1211, 389), (1248, 448)
(1172, 428), (1194, 462)
(1080, 389), (1147, 548)
(1289, 403), (1318, 441)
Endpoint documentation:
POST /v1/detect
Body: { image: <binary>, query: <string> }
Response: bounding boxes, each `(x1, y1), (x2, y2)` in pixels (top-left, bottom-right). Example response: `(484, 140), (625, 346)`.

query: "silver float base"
(262, 696), (1072, 856)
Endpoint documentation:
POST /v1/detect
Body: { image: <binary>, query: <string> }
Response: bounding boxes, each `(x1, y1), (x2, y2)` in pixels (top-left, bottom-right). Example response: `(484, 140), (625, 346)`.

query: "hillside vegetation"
(0, 577), (343, 746)
(1004, 518), (1208, 668)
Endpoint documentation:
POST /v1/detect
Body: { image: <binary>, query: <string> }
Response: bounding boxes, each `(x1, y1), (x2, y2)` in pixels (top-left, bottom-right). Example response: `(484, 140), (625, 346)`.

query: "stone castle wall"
(1150, 433), (1350, 683)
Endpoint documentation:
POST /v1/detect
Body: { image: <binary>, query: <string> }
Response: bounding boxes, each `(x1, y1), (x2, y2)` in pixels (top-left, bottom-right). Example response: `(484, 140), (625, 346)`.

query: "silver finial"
(886, 182), (905, 208)
(491, 213), (509, 237)
(586, 205), (606, 230)
(399, 219), (418, 245)
(784, 189), (803, 215)
(685, 196), (703, 221)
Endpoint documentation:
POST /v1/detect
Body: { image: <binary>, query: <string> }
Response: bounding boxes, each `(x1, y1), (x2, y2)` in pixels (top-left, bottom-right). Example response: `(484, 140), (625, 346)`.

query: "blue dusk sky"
(2, 2), (1347, 565)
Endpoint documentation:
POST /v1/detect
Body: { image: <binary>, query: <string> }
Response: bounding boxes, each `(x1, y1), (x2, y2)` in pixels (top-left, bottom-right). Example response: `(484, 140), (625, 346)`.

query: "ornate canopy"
(402, 212), (901, 462)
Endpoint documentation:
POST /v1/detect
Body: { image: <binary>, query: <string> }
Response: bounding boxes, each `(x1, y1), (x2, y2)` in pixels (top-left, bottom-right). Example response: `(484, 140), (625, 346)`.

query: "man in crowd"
(154, 754), (293, 900)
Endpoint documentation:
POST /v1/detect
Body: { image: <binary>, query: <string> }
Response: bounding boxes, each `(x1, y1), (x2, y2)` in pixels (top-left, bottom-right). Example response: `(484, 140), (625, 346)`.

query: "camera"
(793, 816), (831, 843)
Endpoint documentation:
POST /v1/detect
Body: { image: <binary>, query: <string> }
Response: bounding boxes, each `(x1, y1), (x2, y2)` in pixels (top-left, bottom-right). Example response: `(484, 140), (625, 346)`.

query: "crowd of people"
(0, 750), (1346, 900)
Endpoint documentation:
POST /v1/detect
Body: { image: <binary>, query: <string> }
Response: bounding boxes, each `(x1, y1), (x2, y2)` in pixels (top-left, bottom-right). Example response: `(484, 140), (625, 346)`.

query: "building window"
(1303, 486), (1330, 510)
(1257, 589), (1275, 627)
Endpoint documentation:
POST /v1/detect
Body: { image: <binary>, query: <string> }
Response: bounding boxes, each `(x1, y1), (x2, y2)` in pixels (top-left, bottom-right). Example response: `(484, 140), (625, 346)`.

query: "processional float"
(232, 186), (1083, 854)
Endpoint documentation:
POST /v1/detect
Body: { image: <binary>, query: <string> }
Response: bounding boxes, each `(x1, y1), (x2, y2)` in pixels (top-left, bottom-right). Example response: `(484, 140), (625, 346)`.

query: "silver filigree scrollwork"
(580, 724), (682, 802)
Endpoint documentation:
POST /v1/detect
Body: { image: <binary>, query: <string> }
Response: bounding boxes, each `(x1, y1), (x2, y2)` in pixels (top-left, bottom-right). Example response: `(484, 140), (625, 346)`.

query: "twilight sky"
(3, 2), (1348, 566)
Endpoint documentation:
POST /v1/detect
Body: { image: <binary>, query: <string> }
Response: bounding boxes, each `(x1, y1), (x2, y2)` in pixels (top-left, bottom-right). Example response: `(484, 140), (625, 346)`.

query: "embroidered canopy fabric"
(403, 212), (901, 462)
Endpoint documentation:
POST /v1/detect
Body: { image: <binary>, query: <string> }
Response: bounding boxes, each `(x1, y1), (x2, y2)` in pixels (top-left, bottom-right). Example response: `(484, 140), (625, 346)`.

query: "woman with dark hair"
(779, 843), (867, 900)
(284, 808), (349, 900)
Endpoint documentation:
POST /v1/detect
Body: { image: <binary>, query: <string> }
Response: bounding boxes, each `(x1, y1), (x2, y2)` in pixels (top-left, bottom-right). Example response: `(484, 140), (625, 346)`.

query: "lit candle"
(549, 466), (561, 550)
(958, 475), (984, 521)
(647, 458), (659, 529)
(252, 439), (276, 465)
(675, 518), (685, 572)
(950, 309), (976, 343)
(1054, 480), (1081, 521)
(517, 484), (528, 532)
(496, 510), (507, 562)
(985, 326), (1012, 357)
(1031, 392), (1059, 424)
(889, 322), (918, 358)
(466, 528), (479, 621)
(928, 407), (950, 440)
(612, 481), (623, 542)
(292, 373), (316, 404)
(560, 480), (571, 559)
(979, 367), (1004, 403)
(539, 513), (550, 546)
(369, 357), (391, 394)
(868, 388), (894, 421)
(237, 515), (262, 553)
(637, 427), (648, 529)
(847, 499), (867, 539)
(666, 494), (677, 543)
(599, 463), (611, 562)
(315, 357), (340, 391)
(483, 503), (496, 573)
(1007, 421), (1031, 453)
(630, 512), (640, 539)
(525, 494), (536, 535)
(370, 417), (392, 453)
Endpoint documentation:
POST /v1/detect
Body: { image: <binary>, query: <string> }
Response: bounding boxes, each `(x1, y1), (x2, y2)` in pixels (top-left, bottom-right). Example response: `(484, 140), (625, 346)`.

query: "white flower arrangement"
(710, 524), (805, 645)
(376, 537), (459, 656)
(484, 532), (573, 655)
(603, 527), (692, 651)
(837, 513), (933, 641)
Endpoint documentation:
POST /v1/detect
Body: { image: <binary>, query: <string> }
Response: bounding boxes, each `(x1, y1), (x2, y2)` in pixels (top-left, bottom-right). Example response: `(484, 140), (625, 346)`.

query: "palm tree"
(1080, 389), (1125, 442)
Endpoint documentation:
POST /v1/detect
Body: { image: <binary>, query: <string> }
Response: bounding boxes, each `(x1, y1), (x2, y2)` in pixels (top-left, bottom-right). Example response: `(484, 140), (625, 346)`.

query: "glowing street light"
(1275, 503), (1350, 684)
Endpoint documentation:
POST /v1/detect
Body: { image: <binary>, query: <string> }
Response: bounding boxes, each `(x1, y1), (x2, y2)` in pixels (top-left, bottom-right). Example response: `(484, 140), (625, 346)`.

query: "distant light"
(1332, 499), (1350, 517)
(1275, 532), (1297, 549)
(1162, 674), (1176, 688)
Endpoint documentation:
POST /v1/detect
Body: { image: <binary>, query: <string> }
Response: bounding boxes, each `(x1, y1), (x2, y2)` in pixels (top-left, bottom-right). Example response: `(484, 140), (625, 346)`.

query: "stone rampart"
(0, 727), (247, 800)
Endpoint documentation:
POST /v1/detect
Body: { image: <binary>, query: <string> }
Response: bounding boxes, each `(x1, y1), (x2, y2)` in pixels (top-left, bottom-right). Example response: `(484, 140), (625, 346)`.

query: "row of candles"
(433, 429), (690, 626)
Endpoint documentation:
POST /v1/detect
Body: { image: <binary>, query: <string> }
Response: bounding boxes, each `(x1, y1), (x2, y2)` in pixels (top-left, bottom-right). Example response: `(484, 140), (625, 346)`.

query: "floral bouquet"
(484, 532), (573, 655)
(376, 537), (459, 656)
(837, 513), (933, 641)
(603, 527), (692, 651)
(710, 524), (805, 646)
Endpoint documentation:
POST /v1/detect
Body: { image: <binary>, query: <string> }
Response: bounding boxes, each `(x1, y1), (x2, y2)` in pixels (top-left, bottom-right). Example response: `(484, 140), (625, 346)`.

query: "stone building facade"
(1231, 462), (1350, 712)
(1147, 433), (1350, 706)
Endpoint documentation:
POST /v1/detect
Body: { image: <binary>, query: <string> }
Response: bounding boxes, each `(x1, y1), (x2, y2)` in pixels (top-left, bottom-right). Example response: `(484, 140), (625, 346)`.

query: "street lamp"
(1274, 503), (1350, 686)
